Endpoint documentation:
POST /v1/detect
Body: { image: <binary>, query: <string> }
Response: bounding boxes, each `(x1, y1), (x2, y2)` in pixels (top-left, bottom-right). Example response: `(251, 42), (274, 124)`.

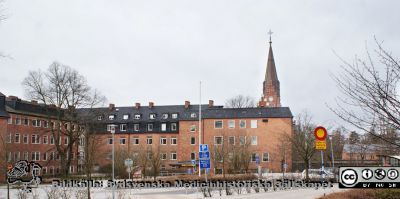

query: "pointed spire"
(265, 31), (278, 84)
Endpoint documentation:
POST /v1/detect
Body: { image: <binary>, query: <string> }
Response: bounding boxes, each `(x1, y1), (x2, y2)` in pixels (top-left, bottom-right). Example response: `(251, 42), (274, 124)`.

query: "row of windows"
(5, 133), (69, 145)
(8, 117), (82, 131)
(100, 112), (189, 121)
(212, 152), (270, 162)
(107, 123), (178, 132)
(214, 135), (258, 145)
(106, 151), (178, 161)
(214, 120), (258, 129)
(107, 137), (178, 145)
(6, 151), (76, 162)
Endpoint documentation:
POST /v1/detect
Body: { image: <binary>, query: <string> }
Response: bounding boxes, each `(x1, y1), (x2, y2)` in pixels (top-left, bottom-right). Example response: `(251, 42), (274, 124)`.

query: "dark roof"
(0, 92), (8, 118)
(5, 98), (59, 117)
(78, 104), (292, 123)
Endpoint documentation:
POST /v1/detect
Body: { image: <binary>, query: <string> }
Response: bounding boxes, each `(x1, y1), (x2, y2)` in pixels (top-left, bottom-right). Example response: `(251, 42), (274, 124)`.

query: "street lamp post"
(111, 125), (116, 199)
(329, 135), (335, 179)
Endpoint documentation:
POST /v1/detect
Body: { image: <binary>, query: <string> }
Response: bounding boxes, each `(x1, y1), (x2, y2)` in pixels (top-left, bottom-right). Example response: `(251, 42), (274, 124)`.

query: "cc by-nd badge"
(341, 169), (358, 187)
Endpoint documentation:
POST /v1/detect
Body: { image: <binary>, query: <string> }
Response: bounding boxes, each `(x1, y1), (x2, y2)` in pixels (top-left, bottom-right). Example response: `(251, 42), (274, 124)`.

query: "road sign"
(315, 140), (327, 150)
(199, 151), (210, 159)
(314, 126), (327, 141)
(200, 144), (209, 152)
(200, 159), (210, 169)
(124, 158), (133, 167)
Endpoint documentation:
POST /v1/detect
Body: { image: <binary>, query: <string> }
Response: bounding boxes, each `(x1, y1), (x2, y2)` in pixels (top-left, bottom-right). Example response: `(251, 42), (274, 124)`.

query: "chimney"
(208, 100), (214, 108)
(109, 103), (115, 110)
(135, 103), (141, 109)
(184, 101), (190, 109)
(149, 102), (154, 108)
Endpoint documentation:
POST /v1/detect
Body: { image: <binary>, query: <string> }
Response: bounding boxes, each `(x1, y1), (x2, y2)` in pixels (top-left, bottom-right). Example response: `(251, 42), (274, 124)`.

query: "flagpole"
(198, 81), (202, 177)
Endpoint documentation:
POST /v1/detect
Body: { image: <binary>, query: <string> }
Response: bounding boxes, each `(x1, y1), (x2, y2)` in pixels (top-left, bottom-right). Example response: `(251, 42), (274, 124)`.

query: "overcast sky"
(1, 0), (399, 132)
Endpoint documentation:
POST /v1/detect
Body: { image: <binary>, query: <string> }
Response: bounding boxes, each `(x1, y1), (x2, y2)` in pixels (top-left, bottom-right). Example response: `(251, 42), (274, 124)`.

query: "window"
(161, 123), (167, 131)
(50, 136), (54, 145)
(134, 124), (140, 131)
(31, 152), (40, 161)
(97, 115), (103, 120)
(262, 152), (269, 162)
(43, 153), (47, 161)
(132, 137), (139, 145)
(15, 118), (21, 125)
(190, 125), (196, 132)
(170, 152), (177, 160)
(120, 124), (127, 132)
(120, 138), (126, 145)
(160, 153), (167, 160)
(8, 117), (12, 124)
(171, 123), (177, 131)
(149, 113), (156, 119)
(108, 115), (115, 120)
(239, 136), (246, 145)
(215, 168), (223, 174)
(50, 152), (56, 160)
(43, 121), (49, 128)
(171, 137), (177, 145)
(147, 123), (153, 131)
(160, 137), (167, 145)
(251, 153), (258, 162)
(31, 134), (40, 144)
(23, 118), (29, 125)
(32, 119), (41, 127)
(191, 152), (196, 160)
(42, 135), (48, 144)
(108, 138), (113, 145)
(190, 113), (196, 118)
(64, 137), (69, 145)
(191, 137), (196, 145)
(162, 113), (168, 119)
(228, 136), (235, 145)
(24, 152), (29, 160)
(251, 136), (257, 145)
(171, 113), (178, 119)
(23, 135), (28, 144)
(134, 114), (141, 119)
(6, 133), (11, 143)
(147, 152), (153, 160)
(123, 114), (129, 120)
(15, 134), (20, 143)
(107, 124), (115, 132)
(239, 120), (246, 128)
(214, 136), (223, 145)
(147, 136), (153, 145)
(228, 120), (235, 129)
(251, 120), (257, 128)
(79, 137), (85, 146)
(214, 120), (223, 129)
(14, 152), (20, 161)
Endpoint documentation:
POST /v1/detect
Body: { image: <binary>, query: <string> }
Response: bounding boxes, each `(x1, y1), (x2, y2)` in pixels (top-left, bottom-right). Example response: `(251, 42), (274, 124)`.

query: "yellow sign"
(315, 140), (327, 150)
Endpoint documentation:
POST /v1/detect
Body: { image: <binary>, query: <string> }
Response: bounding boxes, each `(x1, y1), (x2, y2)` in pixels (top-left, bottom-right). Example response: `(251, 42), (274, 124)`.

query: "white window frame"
(190, 125), (196, 132)
(171, 123), (177, 131)
(170, 152), (177, 160)
(161, 123), (167, 131)
(123, 114), (129, 120)
(147, 137), (153, 145)
(228, 136), (235, 145)
(251, 153), (258, 162)
(160, 153), (167, 160)
(108, 138), (113, 145)
(228, 120), (235, 129)
(171, 113), (178, 119)
(134, 114), (141, 119)
(147, 123), (153, 131)
(262, 152), (269, 162)
(23, 134), (28, 144)
(132, 137), (139, 145)
(160, 137), (167, 145)
(251, 120), (258, 128)
(120, 138), (126, 145)
(190, 137), (196, 145)
(239, 120), (246, 128)
(120, 124), (127, 132)
(214, 136), (223, 145)
(251, 136), (258, 145)
(31, 152), (40, 161)
(239, 136), (246, 145)
(31, 134), (40, 144)
(15, 133), (20, 143)
(149, 113), (156, 119)
(190, 113), (196, 118)
(133, 124), (140, 131)
(170, 137), (177, 145)
(214, 120), (223, 129)
(162, 113), (168, 119)
(108, 115), (115, 120)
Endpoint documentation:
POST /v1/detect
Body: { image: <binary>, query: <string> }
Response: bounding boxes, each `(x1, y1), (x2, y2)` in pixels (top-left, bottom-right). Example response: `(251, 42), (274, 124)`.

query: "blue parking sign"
(200, 159), (210, 169)
(200, 144), (209, 152)
(199, 151), (210, 159)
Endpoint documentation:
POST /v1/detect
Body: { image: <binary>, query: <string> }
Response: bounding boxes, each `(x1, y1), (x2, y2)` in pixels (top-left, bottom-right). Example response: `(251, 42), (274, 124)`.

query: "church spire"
(259, 30), (281, 107)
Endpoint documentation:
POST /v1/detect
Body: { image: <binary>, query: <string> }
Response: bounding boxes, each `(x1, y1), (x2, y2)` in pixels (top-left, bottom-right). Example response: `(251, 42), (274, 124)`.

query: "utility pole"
(329, 135), (335, 179)
(198, 81), (202, 177)
(111, 125), (115, 199)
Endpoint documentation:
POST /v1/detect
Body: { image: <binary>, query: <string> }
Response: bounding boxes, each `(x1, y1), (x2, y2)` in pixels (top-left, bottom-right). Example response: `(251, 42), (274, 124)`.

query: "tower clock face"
(268, 96), (273, 102)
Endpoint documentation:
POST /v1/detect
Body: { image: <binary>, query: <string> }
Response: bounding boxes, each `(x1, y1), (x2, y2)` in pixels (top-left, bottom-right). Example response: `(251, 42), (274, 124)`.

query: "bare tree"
(330, 38), (400, 149)
(289, 111), (316, 180)
(225, 95), (255, 108)
(22, 62), (105, 177)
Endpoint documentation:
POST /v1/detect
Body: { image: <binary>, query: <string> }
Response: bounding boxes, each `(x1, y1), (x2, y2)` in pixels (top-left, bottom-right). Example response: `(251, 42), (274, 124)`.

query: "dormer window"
(97, 115), (103, 120)
(123, 114), (129, 120)
(134, 114), (141, 120)
(108, 115), (115, 120)
(190, 113), (197, 118)
(149, 113), (156, 119)
(172, 113), (178, 119)
(162, 113), (168, 119)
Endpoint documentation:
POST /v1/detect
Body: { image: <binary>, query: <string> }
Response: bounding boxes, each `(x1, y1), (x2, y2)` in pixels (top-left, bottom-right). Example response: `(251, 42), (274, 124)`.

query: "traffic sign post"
(314, 126), (328, 181)
(124, 158), (133, 180)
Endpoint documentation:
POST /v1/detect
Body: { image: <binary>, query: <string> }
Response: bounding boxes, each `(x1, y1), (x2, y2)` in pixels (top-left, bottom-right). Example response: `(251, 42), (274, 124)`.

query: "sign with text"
(315, 140), (327, 150)
(199, 151), (210, 159)
(199, 144), (209, 152)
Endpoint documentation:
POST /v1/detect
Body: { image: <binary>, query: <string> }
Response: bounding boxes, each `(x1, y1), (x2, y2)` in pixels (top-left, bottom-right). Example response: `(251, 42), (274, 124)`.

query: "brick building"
(0, 38), (293, 179)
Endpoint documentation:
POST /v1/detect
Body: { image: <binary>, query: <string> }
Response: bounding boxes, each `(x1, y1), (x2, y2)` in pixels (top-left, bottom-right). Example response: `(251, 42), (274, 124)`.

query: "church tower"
(259, 31), (281, 107)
